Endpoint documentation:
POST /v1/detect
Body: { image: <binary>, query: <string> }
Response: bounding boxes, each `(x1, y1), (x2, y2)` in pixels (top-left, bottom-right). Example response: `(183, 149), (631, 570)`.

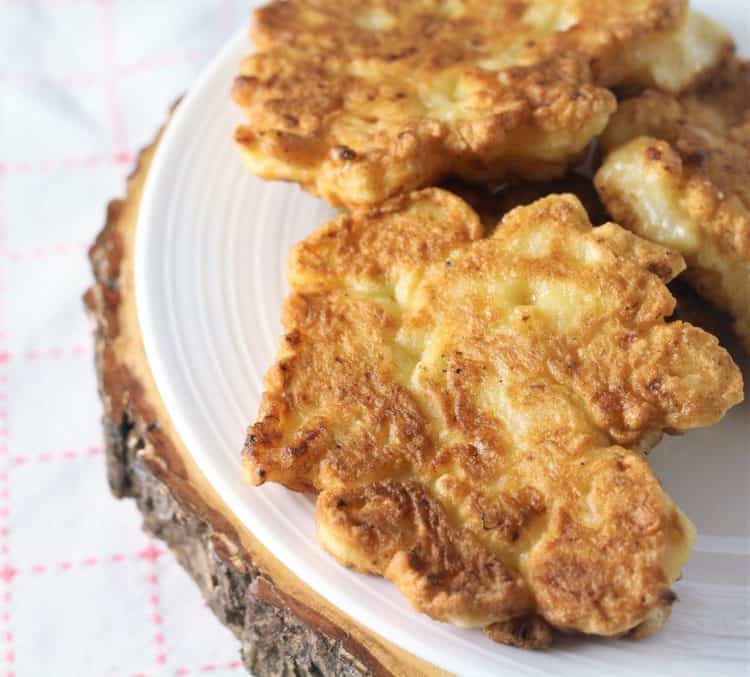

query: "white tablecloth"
(1, 2), (254, 674)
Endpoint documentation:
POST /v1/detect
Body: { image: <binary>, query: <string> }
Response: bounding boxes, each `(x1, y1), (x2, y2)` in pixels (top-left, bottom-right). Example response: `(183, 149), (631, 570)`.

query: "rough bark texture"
(85, 122), (385, 677)
(98, 398), (372, 677)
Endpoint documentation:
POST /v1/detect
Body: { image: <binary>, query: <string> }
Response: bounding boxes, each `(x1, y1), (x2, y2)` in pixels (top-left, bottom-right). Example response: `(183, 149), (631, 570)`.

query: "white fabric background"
(1, 2), (255, 675)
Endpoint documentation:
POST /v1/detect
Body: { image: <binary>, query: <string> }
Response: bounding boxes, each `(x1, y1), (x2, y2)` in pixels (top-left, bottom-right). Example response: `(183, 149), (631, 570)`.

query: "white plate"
(136, 3), (750, 675)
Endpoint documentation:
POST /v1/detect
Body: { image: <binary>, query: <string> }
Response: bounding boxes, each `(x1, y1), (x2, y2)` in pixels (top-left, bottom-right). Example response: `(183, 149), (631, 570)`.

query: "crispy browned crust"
(317, 482), (532, 625)
(485, 615), (553, 649)
(229, 0), (731, 208)
(596, 59), (750, 351)
(243, 189), (743, 645)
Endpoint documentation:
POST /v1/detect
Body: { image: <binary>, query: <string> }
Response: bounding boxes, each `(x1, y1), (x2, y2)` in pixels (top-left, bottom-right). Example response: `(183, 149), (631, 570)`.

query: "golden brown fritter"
(596, 59), (750, 352)
(232, 1), (731, 208)
(244, 190), (743, 645)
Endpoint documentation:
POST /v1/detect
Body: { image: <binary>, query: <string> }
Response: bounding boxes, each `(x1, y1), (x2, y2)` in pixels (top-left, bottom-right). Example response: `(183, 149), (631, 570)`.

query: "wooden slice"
(84, 115), (447, 677)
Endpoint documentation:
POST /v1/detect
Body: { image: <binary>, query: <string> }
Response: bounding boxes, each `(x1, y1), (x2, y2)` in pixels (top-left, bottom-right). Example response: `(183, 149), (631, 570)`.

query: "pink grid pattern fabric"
(2, 1), (255, 674)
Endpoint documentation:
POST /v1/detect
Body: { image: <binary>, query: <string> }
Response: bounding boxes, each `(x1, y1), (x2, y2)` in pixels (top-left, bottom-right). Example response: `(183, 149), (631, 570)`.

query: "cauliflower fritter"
(596, 59), (750, 351)
(232, 1), (731, 208)
(244, 190), (743, 645)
